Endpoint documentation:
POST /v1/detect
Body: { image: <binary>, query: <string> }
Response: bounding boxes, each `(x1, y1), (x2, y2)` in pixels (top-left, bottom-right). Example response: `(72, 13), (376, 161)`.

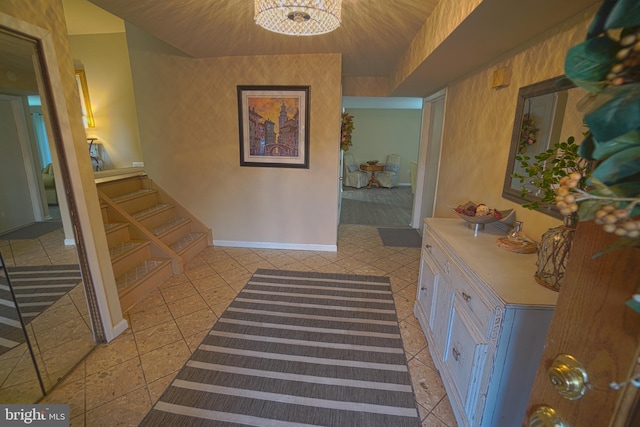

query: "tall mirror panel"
(0, 28), (97, 399)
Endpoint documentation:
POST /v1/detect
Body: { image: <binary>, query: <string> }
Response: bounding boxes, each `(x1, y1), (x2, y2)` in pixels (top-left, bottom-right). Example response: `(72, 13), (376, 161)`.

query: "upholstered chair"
(42, 163), (58, 205)
(343, 153), (368, 188)
(377, 154), (401, 188)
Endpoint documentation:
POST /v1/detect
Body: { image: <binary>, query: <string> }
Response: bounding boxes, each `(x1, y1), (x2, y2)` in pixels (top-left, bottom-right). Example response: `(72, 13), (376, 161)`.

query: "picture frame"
(237, 85), (310, 168)
(75, 69), (95, 128)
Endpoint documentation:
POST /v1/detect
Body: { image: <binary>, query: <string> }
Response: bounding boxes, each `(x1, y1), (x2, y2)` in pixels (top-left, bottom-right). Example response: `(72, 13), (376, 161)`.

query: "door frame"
(0, 94), (46, 223)
(411, 88), (447, 228)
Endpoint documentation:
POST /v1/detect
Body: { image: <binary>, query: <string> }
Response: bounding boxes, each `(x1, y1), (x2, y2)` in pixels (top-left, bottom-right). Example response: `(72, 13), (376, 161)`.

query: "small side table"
(360, 163), (385, 188)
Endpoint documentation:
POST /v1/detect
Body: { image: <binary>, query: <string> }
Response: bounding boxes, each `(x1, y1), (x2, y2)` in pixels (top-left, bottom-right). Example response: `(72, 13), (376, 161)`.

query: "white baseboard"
(214, 240), (337, 252)
(104, 318), (129, 342)
(64, 238), (76, 246)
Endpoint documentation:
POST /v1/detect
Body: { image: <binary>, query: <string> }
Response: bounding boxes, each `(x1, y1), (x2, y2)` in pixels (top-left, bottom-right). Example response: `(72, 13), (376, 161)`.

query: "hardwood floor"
(340, 185), (413, 227)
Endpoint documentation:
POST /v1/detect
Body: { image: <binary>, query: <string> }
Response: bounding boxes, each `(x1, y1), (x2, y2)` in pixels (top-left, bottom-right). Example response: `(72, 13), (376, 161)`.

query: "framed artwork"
(237, 85), (310, 168)
(75, 70), (95, 128)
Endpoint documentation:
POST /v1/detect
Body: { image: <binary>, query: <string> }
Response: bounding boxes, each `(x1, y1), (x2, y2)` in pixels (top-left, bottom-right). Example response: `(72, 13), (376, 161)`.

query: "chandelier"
(254, 0), (342, 36)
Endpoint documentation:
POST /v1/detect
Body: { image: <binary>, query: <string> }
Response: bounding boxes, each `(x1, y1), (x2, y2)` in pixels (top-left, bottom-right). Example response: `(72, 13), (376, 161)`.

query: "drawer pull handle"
(462, 292), (471, 302)
(452, 347), (461, 361)
(425, 244), (432, 249)
(421, 287), (426, 291)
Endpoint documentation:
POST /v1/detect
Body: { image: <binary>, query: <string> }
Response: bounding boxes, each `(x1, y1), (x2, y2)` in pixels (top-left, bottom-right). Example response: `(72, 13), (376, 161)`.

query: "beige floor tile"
(127, 289), (165, 313)
(400, 320), (428, 357)
(147, 372), (177, 404)
(85, 386), (151, 427)
(159, 281), (198, 304)
(422, 413), (451, 427)
(85, 357), (146, 410)
(167, 292), (209, 318)
(128, 304), (174, 333)
(40, 377), (86, 420)
(174, 307), (217, 337)
(408, 358), (448, 413)
(139, 340), (191, 383)
(133, 320), (183, 355)
(432, 396), (457, 426)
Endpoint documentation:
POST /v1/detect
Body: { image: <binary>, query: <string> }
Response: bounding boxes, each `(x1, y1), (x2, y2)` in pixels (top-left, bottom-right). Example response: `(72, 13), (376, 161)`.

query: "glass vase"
(535, 215), (578, 292)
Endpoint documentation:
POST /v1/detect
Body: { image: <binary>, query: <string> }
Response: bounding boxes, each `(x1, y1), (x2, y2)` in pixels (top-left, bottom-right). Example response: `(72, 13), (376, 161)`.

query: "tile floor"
(40, 224), (458, 426)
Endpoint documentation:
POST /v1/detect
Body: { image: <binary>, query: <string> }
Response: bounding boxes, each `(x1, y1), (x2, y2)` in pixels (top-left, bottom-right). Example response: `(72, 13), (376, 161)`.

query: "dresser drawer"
(447, 265), (496, 339)
(445, 301), (488, 424)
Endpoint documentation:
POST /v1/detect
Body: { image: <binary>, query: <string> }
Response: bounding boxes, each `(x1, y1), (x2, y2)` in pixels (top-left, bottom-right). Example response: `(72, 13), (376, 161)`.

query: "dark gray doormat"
(377, 228), (422, 247)
(0, 222), (62, 240)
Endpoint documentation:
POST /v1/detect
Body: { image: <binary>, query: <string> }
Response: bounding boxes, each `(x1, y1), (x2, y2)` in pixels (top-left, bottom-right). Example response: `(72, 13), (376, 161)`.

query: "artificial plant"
(340, 112), (355, 151)
(555, 0), (640, 252)
(513, 135), (591, 213)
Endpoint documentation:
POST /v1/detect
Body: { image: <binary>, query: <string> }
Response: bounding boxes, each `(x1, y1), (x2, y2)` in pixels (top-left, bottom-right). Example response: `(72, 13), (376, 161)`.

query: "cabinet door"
(445, 300), (488, 426)
(417, 255), (437, 328)
(432, 274), (455, 357)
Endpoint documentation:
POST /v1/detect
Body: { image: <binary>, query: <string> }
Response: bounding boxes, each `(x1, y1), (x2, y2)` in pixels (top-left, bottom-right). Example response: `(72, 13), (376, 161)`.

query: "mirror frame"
(502, 75), (576, 219)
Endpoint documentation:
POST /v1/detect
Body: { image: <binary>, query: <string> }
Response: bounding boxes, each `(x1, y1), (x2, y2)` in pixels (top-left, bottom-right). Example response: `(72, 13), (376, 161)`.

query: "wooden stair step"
(131, 203), (172, 221)
(109, 240), (148, 261)
(151, 217), (190, 236)
(115, 258), (170, 294)
(169, 232), (206, 254)
(104, 223), (127, 233)
(111, 188), (155, 202)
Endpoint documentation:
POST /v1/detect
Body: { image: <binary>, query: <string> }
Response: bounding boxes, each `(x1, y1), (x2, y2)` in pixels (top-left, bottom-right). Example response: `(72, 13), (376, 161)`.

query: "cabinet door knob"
(425, 244), (432, 249)
(462, 292), (471, 302)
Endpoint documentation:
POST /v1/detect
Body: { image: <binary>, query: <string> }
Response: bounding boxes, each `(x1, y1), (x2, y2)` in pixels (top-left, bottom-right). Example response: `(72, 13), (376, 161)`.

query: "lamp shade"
(255, 0), (341, 36)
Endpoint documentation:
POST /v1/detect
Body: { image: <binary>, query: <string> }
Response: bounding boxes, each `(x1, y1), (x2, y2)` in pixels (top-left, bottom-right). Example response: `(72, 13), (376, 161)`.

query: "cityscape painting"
(237, 85), (310, 168)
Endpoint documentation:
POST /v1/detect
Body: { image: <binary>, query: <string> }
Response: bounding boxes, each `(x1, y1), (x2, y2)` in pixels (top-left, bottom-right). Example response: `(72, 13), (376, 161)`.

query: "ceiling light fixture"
(254, 0), (342, 36)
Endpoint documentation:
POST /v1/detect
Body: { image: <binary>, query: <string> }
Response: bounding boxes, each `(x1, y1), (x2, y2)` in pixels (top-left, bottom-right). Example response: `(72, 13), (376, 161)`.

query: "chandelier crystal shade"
(254, 0), (342, 36)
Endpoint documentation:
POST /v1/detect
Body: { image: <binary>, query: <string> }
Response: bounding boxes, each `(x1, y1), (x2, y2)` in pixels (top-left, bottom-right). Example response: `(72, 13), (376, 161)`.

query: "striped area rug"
(140, 269), (421, 427)
(0, 264), (81, 355)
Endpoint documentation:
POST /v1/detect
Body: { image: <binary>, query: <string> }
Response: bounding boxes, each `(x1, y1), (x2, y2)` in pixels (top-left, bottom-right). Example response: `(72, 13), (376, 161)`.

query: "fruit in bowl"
(366, 160), (379, 165)
(453, 201), (512, 225)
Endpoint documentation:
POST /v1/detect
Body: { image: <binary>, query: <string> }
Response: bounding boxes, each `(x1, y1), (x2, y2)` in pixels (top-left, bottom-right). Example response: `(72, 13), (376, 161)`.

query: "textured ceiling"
(66, 0), (601, 97)
(83, 0), (439, 78)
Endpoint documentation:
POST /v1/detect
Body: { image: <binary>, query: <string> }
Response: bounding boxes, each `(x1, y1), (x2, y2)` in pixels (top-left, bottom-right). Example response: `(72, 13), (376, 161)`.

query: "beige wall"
(126, 25), (342, 249)
(434, 10), (594, 241)
(69, 32), (143, 170)
(344, 108), (421, 185)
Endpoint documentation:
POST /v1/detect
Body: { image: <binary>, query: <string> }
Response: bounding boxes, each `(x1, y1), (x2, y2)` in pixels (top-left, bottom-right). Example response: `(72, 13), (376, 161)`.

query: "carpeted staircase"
(97, 173), (212, 312)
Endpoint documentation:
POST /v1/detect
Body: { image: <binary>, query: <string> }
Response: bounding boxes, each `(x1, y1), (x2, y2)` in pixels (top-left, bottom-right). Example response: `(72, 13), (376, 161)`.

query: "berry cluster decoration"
(340, 113), (355, 151)
(518, 114), (538, 154)
(560, 0), (640, 253)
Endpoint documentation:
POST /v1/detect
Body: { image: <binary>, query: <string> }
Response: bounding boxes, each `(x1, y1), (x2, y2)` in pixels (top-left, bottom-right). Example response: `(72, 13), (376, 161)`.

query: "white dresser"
(414, 218), (558, 427)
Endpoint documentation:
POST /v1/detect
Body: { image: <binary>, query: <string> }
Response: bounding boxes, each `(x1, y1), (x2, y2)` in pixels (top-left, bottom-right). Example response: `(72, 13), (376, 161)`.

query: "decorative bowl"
(366, 160), (379, 165)
(452, 201), (513, 231)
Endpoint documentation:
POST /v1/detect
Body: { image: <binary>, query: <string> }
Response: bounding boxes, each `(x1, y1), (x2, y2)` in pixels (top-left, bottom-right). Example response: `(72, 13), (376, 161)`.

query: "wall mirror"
(0, 27), (100, 401)
(502, 75), (583, 219)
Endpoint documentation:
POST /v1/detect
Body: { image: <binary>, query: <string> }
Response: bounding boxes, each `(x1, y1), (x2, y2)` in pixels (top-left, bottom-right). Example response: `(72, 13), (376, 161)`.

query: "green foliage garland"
(340, 113), (354, 151)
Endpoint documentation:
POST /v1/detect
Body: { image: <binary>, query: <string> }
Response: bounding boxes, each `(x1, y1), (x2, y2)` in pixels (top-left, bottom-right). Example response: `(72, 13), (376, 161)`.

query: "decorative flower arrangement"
(554, 0), (640, 254)
(340, 112), (354, 151)
(518, 113), (538, 154)
(513, 135), (592, 212)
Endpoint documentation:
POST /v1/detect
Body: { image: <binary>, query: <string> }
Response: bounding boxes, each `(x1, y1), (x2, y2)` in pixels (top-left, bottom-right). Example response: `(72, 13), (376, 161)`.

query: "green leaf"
(591, 139), (638, 160)
(608, 181), (640, 199)
(587, 0), (618, 38)
(584, 84), (640, 142)
(604, 0), (640, 30)
(565, 37), (620, 91)
(591, 146), (640, 185)
(577, 198), (602, 221)
(578, 133), (596, 159)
